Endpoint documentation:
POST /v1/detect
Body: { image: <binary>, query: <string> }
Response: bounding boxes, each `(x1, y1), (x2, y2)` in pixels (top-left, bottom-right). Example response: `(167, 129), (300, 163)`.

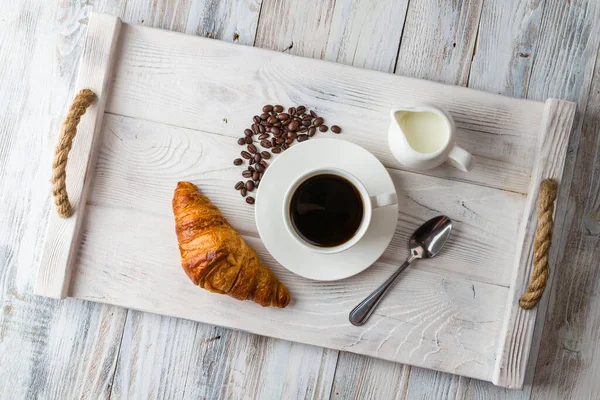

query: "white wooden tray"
(36, 13), (575, 389)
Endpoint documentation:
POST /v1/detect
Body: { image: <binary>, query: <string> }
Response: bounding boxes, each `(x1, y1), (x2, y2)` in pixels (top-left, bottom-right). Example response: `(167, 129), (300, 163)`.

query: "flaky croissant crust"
(172, 181), (290, 308)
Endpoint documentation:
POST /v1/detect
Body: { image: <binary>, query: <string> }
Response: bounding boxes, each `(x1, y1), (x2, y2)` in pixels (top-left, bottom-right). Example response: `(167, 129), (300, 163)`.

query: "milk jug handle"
(447, 145), (475, 172)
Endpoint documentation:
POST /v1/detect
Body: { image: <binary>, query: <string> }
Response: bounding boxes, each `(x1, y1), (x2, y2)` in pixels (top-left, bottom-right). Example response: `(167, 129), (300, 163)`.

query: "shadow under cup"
(282, 168), (375, 254)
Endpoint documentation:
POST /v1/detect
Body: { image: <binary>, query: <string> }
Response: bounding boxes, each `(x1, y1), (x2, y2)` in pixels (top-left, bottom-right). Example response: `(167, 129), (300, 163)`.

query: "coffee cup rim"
(282, 167), (373, 254)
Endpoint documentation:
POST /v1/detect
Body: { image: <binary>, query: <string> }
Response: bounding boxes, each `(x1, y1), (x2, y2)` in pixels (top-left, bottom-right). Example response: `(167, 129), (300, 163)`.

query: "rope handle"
(51, 89), (97, 218)
(519, 179), (558, 309)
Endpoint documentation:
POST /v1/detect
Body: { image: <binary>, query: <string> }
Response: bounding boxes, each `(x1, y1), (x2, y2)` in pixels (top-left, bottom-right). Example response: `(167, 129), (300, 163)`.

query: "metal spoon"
(349, 215), (453, 326)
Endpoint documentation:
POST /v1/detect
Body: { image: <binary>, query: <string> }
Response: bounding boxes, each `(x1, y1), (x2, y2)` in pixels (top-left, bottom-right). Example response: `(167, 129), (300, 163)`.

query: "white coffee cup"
(282, 167), (397, 254)
(388, 104), (475, 172)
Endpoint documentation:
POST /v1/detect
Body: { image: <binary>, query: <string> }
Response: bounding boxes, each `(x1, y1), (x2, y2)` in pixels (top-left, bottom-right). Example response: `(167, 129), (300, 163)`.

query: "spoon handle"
(349, 260), (412, 326)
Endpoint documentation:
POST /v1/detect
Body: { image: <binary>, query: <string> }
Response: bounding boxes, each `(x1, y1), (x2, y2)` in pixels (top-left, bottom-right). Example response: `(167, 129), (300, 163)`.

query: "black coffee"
(290, 174), (364, 247)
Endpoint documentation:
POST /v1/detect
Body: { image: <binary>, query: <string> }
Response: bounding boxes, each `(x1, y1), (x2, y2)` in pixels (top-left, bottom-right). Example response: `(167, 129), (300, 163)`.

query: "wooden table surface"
(1, 0), (599, 399)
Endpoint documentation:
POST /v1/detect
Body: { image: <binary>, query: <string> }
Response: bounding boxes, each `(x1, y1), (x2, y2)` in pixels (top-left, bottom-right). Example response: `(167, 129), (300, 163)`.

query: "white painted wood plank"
(467, 0), (544, 97)
(71, 207), (507, 382)
(35, 13), (122, 299)
(531, 234), (600, 400)
(256, 0), (410, 73)
(394, 0), (483, 86)
(493, 99), (575, 389)
(120, 0), (192, 32)
(330, 354), (409, 399)
(530, 25), (600, 399)
(105, 22), (546, 194)
(91, 114), (523, 286)
(0, 2), (129, 399)
(185, 0), (262, 45)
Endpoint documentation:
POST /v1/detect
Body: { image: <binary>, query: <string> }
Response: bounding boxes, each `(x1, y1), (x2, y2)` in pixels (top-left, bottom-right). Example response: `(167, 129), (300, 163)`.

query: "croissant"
(172, 181), (291, 308)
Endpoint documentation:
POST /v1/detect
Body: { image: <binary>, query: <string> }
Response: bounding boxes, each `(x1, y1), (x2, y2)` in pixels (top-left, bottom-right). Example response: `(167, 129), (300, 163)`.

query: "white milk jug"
(388, 104), (474, 172)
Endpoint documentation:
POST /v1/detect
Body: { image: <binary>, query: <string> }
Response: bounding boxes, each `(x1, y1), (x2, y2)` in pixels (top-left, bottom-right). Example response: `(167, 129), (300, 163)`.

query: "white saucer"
(255, 138), (399, 281)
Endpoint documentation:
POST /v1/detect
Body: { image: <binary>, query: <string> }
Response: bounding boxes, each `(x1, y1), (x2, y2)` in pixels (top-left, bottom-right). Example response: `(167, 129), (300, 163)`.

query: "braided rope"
(519, 179), (558, 309)
(50, 89), (96, 218)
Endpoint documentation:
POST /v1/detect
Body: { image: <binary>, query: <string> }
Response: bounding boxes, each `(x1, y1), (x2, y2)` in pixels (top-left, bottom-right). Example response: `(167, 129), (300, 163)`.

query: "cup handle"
(370, 192), (398, 209)
(447, 145), (475, 172)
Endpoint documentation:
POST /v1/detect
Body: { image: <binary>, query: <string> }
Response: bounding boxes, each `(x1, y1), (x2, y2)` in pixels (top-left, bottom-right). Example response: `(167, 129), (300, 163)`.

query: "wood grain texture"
(66, 114), (519, 381)
(35, 13), (122, 299)
(36, 14), (575, 389)
(92, 115), (524, 287)
(330, 354), (409, 399)
(394, 0), (483, 86)
(106, 23), (545, 194)
(494, 99), (575, 388)
(0, 2), (128, 399)
(185, 0), (262, 45)
(3, 0), (600, 397)
(467, 0), (544, 97)
(530, 29), (600, 399)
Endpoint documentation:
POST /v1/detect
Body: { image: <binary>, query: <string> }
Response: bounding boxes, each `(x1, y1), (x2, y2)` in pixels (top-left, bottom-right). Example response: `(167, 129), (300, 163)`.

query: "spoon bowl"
(349, 215), (453, 326)
(409, 215), (453, 260)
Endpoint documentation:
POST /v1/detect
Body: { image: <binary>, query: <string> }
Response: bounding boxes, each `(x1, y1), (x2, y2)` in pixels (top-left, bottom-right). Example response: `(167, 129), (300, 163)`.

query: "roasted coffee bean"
(244, 129), (253, 137)
(270, 127), (281, 135)
(260, 113), (269, 120)
(241, 151), (252, 159)
(297, 106), (306, 114)
(247, 144), (257, 154)
(302, 114), (312, 120)
(277, 113), (290, 120)
(245, 136), (253, 144)
(248, 166), (255, 172)
(255, 163), (265, 173)
(288, 120), (300, 131)
(260, 160), (268, 168)
(259, 124), (265, 133)
(233, 158), (243, 166)
(246, 196), (255, 204)
(297, 134), (308, 142)
(331, 125), (341, 133)
(252, 171), (260, 181)
(253, 115), (260, 124)
(246, 181), (255, 191)
(310, 110), (317, 118)
(242, 170), (252, 178)
(298, 126), (308, 133)
(261, 151), (271, 160)
(301, 119), (311, 127)
(254, 180), (260, 188)
(258, 133), (269, 140)
(263, 105), (273, 113)
(237, 137), (246, 145)
(313, 117), (324, 127)
(241, 187), (247, 197)
(271, 138), (277, 147)
(319, 125), (328, 132)
(285, 137), (294, 145)
(261, 140), (272, 148)
(273, 121), (282, 127)
(273, 105), (284, 112)
(235, 181), (244, 190)
(281, 143), (289, 150)
(249, 158), (255, 165)
(254, 153), (262, 162)
(308, 127), (316, 137)
(267, 116), (278, 124)
(275, 137), (284, 145)
(286, 131), (297, 140)
(259, 172), (264, 179)
(288, 107), (296, 115)
(272, 147), (282, 154)
(252, 124), (260, 134)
